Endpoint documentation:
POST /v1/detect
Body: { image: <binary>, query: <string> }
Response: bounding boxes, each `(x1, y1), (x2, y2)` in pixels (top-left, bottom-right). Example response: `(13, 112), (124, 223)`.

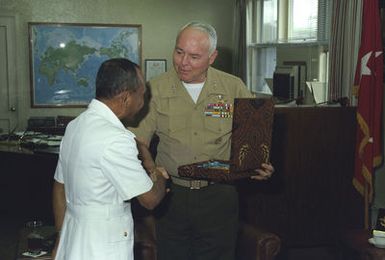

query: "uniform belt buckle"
(190, 180), (202, 190)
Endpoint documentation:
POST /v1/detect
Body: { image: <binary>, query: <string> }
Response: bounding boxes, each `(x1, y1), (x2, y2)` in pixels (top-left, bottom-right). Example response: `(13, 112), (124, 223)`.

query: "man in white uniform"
(52, 58), (168, 260)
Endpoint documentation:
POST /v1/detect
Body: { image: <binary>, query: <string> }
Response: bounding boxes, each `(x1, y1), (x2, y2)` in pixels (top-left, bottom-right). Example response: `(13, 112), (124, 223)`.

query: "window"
(247, 0), (331, 101)
(288, 0), (318, 41)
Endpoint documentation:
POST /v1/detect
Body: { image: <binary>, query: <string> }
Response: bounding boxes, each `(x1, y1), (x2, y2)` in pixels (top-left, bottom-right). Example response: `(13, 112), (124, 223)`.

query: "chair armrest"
(236, 223), (281, 260)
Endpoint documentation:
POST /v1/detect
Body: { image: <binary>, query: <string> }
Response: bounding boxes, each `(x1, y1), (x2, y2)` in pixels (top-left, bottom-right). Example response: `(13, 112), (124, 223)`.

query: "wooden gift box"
(178, 98), (274, 182)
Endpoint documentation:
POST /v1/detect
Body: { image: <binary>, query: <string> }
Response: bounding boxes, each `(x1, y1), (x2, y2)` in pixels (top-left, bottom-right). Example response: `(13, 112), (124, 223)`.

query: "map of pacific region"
(30, 24), (140, 106)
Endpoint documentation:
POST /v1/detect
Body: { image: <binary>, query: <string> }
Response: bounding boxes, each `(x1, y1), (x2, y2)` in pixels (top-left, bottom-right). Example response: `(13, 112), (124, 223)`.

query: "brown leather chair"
(236, 222), (281, 260)
(133, 211), (281, 260)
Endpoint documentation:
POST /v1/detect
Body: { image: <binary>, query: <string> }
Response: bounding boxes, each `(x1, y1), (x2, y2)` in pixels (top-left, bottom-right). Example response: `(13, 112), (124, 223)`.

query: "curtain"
(233, 0), (248, 83)
(328, 0), (363, 103)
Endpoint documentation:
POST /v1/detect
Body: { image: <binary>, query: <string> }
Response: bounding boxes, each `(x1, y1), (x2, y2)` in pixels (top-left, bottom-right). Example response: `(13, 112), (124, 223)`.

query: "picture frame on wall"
(28, 22), (142, 108)
(145, 59), (167, 81)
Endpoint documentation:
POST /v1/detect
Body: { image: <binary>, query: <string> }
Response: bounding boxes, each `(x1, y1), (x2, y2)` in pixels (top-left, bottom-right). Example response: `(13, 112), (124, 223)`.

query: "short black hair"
(95, 58), (141, 99)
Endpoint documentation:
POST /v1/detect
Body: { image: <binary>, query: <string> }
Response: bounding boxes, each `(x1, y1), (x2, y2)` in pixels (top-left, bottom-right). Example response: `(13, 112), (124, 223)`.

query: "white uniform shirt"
(54, 99), (153, 260)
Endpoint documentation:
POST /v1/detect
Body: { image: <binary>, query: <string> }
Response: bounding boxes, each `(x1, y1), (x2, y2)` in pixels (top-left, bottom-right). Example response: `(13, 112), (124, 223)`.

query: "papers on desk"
(306, 81), (327, 104)
(22, 251), (48, 258)
(5, 131), (63, 147)
(24, 137), (62, 147)
(24, 133), (62, 146)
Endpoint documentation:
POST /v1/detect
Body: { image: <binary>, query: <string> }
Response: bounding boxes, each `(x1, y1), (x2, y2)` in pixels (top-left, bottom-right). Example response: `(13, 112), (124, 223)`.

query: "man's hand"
(154, 166), (169, 180)
(51, 234), (60, 259)
(150, 166), (170, 193)
(138, 165), (169, 210)
(250, 163), (274, 180)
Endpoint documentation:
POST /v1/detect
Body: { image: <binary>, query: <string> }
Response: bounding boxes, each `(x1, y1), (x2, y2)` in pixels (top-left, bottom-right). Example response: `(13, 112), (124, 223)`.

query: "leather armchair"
(133, 212), (281, 260)
(236, 223), (281, 260)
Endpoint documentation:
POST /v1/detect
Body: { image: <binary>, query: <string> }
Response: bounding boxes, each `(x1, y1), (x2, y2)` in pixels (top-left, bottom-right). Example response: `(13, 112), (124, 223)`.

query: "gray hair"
(178, 21), (217, 55)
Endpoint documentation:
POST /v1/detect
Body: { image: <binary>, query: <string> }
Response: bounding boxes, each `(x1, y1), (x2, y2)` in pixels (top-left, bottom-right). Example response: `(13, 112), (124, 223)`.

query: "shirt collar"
(88, 99), (126, 130)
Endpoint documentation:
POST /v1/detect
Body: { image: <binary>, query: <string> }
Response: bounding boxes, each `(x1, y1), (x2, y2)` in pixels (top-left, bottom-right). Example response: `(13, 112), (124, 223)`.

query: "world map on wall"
(30, 24), (141, 106)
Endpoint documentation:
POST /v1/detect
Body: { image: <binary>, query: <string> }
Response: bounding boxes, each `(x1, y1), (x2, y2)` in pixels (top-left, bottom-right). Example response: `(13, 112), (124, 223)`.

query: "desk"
(237, 106), (364, 248)
(16, 226), (56, 260)
(0, 144), (58, 223)
(340, 229), (385, 260)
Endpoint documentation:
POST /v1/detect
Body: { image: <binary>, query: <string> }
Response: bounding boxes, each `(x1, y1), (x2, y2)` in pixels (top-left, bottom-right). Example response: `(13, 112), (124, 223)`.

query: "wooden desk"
(237, 106), (364, 248)
(340, 229), (385, 260)
(0, 144), (58, 224)
(16, 226), (56, 260)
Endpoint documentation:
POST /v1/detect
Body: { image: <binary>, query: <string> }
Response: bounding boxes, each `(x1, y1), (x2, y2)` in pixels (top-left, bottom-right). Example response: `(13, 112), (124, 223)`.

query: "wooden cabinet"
(237, 106), (364, 248)
(0, 146), (58, 224)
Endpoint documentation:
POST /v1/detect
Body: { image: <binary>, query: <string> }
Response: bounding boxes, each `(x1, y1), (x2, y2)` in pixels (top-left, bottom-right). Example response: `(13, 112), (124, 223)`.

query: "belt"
(171, 176), (214, 190)
(67, 203), (130, 219)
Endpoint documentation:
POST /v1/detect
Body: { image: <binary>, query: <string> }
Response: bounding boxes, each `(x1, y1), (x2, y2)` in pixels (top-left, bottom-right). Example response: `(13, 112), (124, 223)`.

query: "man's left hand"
(250, 163), (274, 180)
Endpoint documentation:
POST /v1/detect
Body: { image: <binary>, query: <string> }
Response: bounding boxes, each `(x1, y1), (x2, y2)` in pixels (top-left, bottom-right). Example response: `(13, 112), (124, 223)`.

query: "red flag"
(353, 0), (383, 203)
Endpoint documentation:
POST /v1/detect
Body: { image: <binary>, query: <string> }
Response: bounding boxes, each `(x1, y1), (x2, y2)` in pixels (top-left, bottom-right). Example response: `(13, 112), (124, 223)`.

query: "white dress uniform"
(54, 99), (153, 260)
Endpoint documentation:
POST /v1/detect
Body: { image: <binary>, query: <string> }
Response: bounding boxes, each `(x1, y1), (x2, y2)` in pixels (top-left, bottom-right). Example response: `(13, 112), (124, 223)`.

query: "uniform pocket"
(204, 116), (232, 135)
(107, 216), (133, 243)
(204, 116), (224, 134)
(158, 113), (187, 134)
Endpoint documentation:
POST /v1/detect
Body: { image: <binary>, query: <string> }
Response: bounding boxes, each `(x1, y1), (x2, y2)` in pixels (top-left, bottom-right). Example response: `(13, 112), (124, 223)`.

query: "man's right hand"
(137, 166), (169, 210)
(152, 166), (170, 192)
